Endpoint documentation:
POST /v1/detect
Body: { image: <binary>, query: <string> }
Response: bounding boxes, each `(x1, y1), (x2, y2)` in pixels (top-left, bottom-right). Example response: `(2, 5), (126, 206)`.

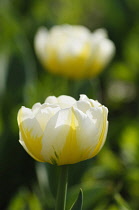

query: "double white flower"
(34, 24), (115, 79)
(17, 95), (108, 165)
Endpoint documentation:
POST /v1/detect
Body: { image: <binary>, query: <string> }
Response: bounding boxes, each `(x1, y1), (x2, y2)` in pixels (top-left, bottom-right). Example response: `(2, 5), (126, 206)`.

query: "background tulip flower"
(34, 24), (115, 79)
(17, 95), (108, 165)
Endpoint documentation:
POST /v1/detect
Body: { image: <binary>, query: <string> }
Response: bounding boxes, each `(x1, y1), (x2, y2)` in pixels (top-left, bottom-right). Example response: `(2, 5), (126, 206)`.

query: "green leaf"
(70, 188), (83, 210)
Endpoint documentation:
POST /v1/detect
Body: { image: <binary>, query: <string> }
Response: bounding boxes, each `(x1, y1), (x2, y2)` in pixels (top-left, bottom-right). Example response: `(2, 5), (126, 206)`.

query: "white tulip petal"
(74, 100), (91, 113)
(50, 24), (90, 41)
(99, 121), (108, 151)
(45, 95), (76, 109)
(57, 95), (76, 108)
(35, 106), (60, 131)
(87, 106), (108, 157)
(17, 106), (34, 125)
(91, 29), (108, 42)
(95, 39), (115, 65)
(34, 27), (48, 60)
(73, 107), (103, 151)
(21, 117), (43, 138)
(32, 103), (41, 114)
(45, 96), (58, 104)
(79, 95), (101, 108)
(79, 94), (89, 101)
(89, 99), (101, 107)
(41, 108), (73, 164)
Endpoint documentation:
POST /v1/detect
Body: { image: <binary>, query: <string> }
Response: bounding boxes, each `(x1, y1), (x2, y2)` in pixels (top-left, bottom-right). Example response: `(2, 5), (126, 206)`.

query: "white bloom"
(17, 95), (108, 165)
(34, 24), (115, 79)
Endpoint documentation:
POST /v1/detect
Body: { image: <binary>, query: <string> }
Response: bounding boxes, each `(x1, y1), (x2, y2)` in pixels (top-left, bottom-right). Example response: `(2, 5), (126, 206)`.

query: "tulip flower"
(17, 94), (108, 165)
(34, 24), (115, 79)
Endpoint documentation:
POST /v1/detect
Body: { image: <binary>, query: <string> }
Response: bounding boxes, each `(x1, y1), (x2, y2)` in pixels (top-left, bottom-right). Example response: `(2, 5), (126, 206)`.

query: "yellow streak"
(18, 109), (45, 162)
(58, 109), (81, 165)
(43, 43), (91, 79)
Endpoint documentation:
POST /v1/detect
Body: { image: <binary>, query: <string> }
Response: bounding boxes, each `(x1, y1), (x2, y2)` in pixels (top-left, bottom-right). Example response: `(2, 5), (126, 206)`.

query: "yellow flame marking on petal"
(43, 43), (91, 79)
(18, 109), (45, 162)
(58, 109), (82, 165)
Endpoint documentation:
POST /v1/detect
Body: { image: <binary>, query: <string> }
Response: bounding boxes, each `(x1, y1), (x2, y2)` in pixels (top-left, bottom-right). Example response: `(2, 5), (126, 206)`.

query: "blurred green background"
(0, 0), (139, 209)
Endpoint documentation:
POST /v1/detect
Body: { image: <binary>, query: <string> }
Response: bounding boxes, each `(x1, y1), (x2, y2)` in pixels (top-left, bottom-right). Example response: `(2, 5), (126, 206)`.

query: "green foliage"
(7, 188), (42, 210)
(0, 0), (139, 209)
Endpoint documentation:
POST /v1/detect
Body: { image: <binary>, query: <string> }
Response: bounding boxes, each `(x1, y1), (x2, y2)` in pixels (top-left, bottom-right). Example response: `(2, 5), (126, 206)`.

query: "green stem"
(55, 165), (69, 210)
